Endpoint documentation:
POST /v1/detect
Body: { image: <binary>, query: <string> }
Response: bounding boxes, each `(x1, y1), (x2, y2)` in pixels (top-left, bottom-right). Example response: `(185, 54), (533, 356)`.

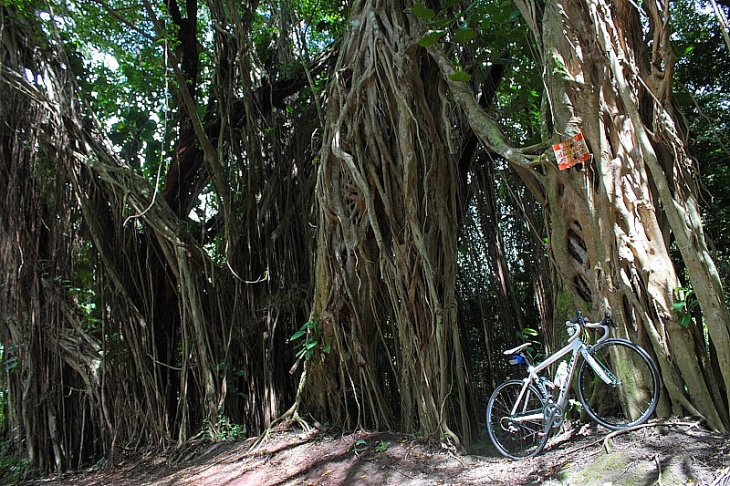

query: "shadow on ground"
(20, 419), (730, 485)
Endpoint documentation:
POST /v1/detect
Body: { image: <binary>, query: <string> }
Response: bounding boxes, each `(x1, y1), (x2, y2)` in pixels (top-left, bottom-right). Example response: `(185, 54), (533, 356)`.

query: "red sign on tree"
(553, 133), (591, 170)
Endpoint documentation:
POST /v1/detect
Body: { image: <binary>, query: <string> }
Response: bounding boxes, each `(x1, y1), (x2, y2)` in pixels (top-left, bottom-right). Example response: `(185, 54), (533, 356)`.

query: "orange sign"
(553, 133), (590, 170)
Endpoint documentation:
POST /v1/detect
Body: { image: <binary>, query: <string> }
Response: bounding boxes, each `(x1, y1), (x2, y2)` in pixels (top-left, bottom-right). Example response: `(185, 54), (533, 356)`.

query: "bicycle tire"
(577, 338), (660, 430)
(486, 379), (548, 459)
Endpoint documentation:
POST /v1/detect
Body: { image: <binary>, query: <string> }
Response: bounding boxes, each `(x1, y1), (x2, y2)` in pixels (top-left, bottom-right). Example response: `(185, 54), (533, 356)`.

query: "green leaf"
(521, 327), (539, 337)
(419, 30), (446, 47)
(412, 3), (436, 20)
(289, 329), (307, 341)
(678, 314), (692, 328)
(427, 19), (452, 29)
(672, 301), (686, 311)
(449, 71), (472, 82)
(507, 10), (522, 22)
(453, 27), (477, 45)
(375, 440), (390, 452)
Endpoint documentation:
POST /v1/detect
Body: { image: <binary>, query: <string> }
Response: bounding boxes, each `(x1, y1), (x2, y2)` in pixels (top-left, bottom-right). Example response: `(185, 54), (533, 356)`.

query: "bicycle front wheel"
(486, 379), (548, 459)
(577, 338), (660, 430)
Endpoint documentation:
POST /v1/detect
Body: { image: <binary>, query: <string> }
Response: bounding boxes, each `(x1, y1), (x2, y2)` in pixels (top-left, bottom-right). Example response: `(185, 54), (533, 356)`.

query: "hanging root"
(248, 364), (313, 452)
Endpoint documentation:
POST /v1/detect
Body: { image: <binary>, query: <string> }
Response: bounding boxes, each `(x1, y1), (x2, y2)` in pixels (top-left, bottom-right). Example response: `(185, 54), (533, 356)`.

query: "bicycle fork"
(581, 347), (621, 386)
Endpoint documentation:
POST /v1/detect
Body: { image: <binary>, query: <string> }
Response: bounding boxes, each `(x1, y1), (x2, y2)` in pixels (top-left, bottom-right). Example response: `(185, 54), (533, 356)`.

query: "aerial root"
(602, 420), (702, 453)
(247, 399), (315, 453)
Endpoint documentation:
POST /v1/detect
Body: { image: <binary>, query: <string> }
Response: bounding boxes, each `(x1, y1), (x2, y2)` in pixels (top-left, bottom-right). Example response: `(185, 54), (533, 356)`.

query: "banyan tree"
(1, 0), (728, 476)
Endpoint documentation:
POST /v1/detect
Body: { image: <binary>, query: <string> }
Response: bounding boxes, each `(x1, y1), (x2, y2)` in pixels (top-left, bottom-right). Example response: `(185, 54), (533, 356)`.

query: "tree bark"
(304, 0), (469, 446)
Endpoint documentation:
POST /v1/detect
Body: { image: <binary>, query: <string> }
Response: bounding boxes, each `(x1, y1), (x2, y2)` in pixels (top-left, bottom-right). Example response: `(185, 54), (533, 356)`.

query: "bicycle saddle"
(504, 342), (531, 355)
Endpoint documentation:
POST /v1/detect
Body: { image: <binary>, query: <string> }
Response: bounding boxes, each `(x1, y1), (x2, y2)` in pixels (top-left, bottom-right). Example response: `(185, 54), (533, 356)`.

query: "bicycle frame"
(509, 320), (618, 425)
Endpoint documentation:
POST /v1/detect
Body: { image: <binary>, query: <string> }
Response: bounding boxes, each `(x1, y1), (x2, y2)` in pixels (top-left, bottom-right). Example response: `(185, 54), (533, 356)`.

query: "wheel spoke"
(487, 380), (548, 459)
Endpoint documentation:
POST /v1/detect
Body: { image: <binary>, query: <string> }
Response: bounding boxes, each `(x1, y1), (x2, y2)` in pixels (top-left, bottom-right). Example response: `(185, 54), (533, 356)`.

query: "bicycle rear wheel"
(577, 338), (660, 430)
(486, 379), (548, 459)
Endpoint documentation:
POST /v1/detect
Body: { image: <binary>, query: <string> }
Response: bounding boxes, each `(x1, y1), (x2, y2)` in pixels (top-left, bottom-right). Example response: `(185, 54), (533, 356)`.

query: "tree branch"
(427, 46), (551, 201)
(426, 47), (543, 169)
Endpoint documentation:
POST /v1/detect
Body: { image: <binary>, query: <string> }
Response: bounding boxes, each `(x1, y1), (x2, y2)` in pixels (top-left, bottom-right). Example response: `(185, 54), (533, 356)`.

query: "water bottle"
(554, 361), (568, 389)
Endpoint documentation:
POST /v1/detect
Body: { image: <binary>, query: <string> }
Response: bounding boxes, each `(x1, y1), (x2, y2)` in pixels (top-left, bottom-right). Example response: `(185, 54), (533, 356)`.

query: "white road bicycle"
(486, 310), (660, 459)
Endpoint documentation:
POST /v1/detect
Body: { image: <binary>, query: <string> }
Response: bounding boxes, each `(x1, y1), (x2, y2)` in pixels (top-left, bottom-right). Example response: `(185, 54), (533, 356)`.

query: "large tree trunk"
(535, 0), (729, 432)
(302, 0), (470, 446)
(433, 0), (729, 431)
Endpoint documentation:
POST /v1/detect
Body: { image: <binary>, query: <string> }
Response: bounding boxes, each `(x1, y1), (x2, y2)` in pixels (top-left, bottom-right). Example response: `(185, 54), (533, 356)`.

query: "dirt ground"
(20, 419), (730, 485)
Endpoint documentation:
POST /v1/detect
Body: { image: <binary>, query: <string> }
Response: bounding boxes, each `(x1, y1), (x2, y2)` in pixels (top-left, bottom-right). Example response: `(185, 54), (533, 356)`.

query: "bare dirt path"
(21, 419), (730, 485)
